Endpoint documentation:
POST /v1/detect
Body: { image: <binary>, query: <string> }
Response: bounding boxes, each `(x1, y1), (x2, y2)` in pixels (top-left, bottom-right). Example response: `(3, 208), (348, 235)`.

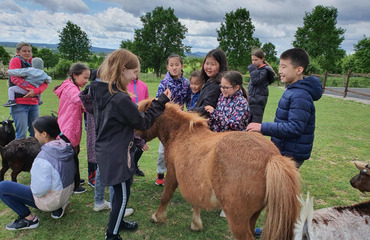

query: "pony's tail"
(261, 155), (301, 240)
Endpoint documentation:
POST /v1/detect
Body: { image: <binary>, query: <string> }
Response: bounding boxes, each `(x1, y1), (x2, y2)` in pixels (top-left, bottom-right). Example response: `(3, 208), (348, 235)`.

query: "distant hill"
(0, 42), (115, 54)
(0, 42), (207, 57)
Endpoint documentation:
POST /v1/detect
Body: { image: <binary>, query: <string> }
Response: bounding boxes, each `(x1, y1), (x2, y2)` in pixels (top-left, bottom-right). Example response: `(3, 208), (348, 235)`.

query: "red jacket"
(9, 56), (48, 105)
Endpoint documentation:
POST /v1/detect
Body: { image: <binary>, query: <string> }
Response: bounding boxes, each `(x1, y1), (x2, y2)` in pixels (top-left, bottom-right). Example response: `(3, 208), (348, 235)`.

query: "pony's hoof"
(190, 222), (203, 231)
(150, 213), (158, 223)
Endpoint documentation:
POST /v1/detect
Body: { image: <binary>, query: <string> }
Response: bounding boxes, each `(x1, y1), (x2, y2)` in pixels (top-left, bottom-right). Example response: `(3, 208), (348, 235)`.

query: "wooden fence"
(309, 70), (370, 98)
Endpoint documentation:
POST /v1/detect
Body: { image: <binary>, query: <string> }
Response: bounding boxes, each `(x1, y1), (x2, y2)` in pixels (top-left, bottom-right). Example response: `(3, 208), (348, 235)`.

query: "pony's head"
(136, 99), (208, 143)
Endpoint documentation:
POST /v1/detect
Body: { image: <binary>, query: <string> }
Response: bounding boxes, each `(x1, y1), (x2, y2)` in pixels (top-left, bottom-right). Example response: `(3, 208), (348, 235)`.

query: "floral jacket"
(209, 90), (250, 132)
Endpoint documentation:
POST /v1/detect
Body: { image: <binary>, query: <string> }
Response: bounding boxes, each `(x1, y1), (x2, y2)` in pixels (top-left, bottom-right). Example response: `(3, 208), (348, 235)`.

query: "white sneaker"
(124, 208), (134, 217)
(219, 210), (226, 218)
(93, 200), (111, 212)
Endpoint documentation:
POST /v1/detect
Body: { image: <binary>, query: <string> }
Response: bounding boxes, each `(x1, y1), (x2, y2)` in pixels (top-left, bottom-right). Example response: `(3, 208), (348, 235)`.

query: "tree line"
(0, 5), (369, 78)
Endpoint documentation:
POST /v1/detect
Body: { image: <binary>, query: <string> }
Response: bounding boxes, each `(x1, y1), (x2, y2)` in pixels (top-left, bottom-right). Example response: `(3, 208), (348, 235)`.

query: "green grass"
(0, 79), (369, 239)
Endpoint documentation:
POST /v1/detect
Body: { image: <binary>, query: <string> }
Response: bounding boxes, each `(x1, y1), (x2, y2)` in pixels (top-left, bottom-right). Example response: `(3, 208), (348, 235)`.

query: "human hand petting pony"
(246, 122), (261, 132)
(204, 105), (214, 113)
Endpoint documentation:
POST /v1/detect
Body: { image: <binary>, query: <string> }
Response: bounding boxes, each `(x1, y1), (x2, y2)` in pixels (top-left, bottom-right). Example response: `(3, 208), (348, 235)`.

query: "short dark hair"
(280, 48), (310, 71)
(32, 115), (60, 138)
(167, 54), (183, 65)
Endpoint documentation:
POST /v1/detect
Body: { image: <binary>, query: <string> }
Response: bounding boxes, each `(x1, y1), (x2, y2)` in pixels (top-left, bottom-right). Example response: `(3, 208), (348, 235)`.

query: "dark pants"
(107, 178), (132, 235)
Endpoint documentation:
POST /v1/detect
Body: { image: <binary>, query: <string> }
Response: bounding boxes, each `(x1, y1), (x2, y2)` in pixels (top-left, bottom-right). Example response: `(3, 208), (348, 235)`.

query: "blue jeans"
(10, 104), (39, 139)
(94, 166), (113, 205)
(0, 181), (38, 218)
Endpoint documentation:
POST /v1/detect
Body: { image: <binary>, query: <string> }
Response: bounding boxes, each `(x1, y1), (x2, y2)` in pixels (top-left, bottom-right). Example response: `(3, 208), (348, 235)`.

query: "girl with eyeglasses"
(205, 71), (249, 132)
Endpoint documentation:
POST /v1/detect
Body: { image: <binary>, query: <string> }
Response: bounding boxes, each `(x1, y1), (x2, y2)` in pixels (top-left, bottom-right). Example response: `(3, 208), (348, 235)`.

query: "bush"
(54, 59), (73, 79)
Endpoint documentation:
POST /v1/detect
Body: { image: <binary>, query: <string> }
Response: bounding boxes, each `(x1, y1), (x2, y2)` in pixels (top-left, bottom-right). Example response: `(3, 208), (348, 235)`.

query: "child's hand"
(204, 105), (214, 113)
(248, 64), (257, 73)
(164, 89), (171, 100)
(246, 122), (261, 132)
(23, 88), (36, 98)
(142, 143), (149, 151)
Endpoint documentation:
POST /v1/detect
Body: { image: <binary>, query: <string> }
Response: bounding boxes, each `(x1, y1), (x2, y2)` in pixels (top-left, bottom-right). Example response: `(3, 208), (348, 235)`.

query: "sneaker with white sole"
(124, 208), (134, 217)
(51, 201), (69, 219)
(6, 216), (39, 230)
(94, 200), (111, 212)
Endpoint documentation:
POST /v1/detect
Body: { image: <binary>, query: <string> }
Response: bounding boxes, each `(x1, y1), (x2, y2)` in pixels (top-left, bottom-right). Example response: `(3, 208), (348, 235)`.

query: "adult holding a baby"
(8, 42), (48, 139)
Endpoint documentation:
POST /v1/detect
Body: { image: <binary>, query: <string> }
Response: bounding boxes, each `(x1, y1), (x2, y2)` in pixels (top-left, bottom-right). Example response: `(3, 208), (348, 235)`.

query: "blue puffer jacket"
(261, 76), (322, 161)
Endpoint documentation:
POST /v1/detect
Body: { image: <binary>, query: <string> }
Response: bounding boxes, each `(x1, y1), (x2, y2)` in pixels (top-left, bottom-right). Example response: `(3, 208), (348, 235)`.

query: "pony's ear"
(137, 99), (153, 112)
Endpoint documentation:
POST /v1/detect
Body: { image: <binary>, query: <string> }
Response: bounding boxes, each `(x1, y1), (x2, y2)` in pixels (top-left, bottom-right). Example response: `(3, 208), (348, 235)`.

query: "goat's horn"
(354, 161), (370, 175)
(7, 115), (10, 120)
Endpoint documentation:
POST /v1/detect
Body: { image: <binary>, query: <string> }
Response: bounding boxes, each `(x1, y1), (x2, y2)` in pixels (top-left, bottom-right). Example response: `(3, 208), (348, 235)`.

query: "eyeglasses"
(219, 84), (234, 90)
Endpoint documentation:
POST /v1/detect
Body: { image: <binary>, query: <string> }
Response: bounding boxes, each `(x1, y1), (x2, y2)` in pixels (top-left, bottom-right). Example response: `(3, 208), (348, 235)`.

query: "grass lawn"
(0, 78), (369, 239)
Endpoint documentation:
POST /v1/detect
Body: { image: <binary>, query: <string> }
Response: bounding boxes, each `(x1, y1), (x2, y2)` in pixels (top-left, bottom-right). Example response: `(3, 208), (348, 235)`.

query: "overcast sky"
(1, 0), (369, 56)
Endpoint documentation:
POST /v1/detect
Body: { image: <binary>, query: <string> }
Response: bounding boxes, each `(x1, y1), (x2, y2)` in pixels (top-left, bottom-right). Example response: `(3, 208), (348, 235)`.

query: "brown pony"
(137, 100), (301, 240)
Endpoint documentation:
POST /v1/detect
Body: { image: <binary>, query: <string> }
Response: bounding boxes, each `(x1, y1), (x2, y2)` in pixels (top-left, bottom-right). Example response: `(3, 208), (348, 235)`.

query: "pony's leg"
(249, 209), (262, 236)
(190, 207), (203, 231)
(151, 165), (178, 223)
(226, 214), (253, 240)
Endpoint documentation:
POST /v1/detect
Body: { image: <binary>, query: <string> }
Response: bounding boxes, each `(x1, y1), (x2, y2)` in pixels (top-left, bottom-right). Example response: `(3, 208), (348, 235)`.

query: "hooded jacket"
(54, 79), (85, 147)
(261, 76), (323, 161)
(248, 64), (275, 123)
(30, 139), (76, 211)
(89, 81), (169, 186)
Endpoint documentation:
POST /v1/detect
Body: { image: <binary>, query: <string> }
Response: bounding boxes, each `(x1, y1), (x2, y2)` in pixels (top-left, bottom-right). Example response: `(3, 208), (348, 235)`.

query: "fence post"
(343, 69), (351, 98)
(322, 71), (328, 94)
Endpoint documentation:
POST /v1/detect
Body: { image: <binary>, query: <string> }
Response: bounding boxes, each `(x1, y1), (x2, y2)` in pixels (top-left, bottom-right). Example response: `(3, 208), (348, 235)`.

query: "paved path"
(323, 87), (370, 105)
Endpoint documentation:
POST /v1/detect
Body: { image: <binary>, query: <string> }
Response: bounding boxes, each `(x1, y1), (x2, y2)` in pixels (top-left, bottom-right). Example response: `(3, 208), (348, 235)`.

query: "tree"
(261, 42), (277, 64)
(184, 56), (203, 72)
(133, 6), (190, 77)
(120, 40), (136, 52)
(0, 46), (10, 65)
(31, 45), (39, 57)
(293, 5), (345, 72)
(37, 48), (59, 69)
(58, 21), (91, 62)
(217, 8), (261, 72)
(353, 36), (370, 73)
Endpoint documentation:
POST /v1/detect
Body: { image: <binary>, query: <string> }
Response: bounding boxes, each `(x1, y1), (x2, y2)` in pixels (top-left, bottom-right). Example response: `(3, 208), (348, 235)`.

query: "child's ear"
(297, 66), (304, 75)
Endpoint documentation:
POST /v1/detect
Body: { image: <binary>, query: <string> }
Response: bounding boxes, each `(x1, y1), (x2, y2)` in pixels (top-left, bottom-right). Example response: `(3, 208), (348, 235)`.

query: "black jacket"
(89, 81), (169, 185)
(248, 64), (275, 123)
(192, 74), (222, 117)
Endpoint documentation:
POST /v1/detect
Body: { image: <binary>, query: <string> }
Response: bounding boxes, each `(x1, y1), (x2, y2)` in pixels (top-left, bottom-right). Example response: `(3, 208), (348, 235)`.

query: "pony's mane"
(165, 103), (208, 131)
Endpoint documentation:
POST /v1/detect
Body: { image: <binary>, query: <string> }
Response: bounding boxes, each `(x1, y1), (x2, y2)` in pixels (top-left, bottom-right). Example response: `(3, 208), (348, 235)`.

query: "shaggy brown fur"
(137, 100), (301, 240)
(0, 137), (41, 182)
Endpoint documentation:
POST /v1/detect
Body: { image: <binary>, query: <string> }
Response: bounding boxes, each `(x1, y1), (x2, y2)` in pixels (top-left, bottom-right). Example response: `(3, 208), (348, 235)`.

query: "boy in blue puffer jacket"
(247, 48), (322, 168)
(247, 47), (322, 238)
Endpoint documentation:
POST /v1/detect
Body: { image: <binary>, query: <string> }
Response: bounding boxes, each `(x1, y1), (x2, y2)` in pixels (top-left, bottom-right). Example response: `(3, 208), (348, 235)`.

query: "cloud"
(2, 0), (23, 13)
(31, 0), (89, 13)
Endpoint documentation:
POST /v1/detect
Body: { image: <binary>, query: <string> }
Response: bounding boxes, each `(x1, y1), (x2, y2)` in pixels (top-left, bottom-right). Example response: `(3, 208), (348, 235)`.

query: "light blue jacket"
(7, 67), (51, 87)
(30, 139), (76, 211)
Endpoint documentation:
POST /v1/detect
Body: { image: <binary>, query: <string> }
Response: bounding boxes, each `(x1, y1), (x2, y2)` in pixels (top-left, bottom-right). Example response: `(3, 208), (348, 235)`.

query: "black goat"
(0, 117), (15, 147)
(0, 137), (41, 182)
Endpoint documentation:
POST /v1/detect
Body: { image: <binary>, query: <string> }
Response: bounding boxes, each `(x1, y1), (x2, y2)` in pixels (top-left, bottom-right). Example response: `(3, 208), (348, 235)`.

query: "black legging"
(59, 134), (81, 190)
(107, 178), (132, 235)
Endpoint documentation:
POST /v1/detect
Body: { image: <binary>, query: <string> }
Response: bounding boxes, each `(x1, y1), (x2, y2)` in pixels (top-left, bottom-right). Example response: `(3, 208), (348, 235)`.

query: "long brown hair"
(251, 48), (277, 77)
(99, 48), (140, 94)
